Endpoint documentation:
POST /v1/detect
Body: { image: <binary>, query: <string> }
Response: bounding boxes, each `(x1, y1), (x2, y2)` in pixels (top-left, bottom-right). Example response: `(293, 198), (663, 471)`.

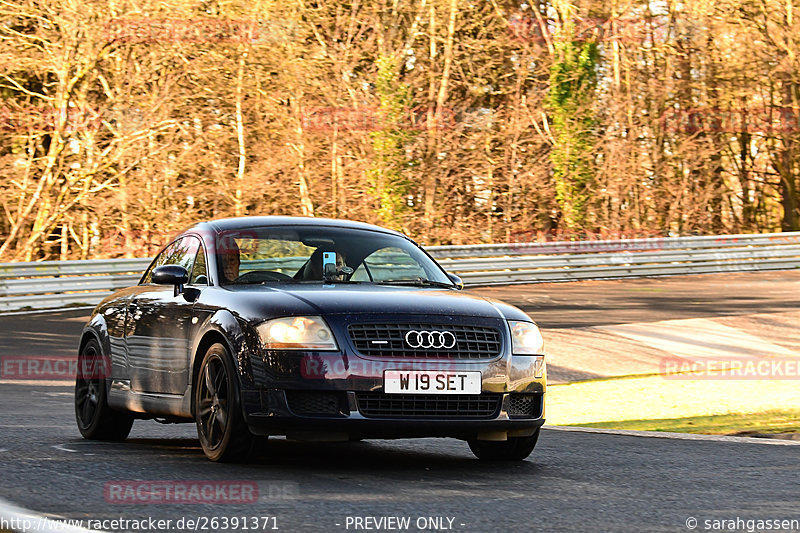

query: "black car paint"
(79, 217), (545, 440)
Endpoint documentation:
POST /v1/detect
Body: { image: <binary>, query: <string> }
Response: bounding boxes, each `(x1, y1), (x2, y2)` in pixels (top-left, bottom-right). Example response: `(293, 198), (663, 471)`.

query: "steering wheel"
(233, 270), (293, 284)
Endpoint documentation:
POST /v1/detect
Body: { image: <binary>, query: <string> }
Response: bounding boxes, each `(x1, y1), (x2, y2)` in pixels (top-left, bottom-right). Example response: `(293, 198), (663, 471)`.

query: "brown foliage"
(0, 0), (799, 261)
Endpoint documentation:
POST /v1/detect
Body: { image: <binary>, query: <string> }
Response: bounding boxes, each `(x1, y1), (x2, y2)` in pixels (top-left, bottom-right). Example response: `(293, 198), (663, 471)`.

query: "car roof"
(184, 216), (405, 238)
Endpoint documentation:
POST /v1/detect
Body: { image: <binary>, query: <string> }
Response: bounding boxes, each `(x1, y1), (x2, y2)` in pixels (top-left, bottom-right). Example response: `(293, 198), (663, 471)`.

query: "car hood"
(210, 283), (528, 322)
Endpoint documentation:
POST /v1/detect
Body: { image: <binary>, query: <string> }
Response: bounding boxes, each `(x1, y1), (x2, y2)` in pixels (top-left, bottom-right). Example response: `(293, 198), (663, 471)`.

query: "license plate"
(383, 370), (481, 394)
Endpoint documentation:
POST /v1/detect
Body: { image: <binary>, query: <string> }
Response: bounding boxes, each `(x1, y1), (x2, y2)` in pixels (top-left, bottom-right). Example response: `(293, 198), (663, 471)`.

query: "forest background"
(1, 0), (799, 260)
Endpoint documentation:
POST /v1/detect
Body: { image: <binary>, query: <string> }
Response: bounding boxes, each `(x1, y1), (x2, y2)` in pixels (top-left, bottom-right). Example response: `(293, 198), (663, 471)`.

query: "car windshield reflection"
(215, 226), (453, 287)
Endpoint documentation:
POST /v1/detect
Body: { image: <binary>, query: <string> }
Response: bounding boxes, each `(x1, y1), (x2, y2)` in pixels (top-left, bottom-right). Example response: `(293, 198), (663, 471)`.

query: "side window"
(350, 262), (371, 281)
(359, 247), (427, 281)
(189, 243), (208, 285)
(141, 237), (200, 284)
(142, 241), (179, 284)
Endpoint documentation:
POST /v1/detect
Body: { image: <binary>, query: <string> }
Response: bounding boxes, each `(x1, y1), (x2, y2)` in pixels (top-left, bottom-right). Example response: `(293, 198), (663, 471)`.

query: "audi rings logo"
(404, 330), (457, 349)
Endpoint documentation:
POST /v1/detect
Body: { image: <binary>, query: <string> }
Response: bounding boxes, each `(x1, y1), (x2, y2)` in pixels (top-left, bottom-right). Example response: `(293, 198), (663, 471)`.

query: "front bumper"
(240, 315), (546, 440)
(242, 389), (544, 440)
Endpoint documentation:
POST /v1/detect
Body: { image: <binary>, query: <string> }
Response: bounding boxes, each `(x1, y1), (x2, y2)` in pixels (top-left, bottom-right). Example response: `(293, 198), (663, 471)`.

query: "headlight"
(256, 316), (338, 350)
(508, 320), (544, 354)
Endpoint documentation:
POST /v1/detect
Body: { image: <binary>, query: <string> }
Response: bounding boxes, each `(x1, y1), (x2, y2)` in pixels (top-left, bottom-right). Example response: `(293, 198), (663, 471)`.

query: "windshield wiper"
(375, 278), (455, 289)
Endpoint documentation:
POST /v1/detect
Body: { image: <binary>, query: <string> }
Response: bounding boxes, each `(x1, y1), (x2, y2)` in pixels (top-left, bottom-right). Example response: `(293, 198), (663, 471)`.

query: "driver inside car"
(218, 238), (241, 283)
(299, 249), (348, 281)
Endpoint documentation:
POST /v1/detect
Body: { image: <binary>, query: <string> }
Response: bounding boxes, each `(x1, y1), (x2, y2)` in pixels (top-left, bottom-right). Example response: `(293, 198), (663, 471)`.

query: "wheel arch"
(79, 313), (110, 357)
(189, 312), (244, 417)
(190, 331), (231, 413)
(78, 329), (100, 354)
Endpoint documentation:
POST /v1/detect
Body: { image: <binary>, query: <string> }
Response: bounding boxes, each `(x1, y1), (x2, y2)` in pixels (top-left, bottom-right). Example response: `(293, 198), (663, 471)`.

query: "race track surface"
(1, 383), (798, 533)
(1, 270), (799, 532)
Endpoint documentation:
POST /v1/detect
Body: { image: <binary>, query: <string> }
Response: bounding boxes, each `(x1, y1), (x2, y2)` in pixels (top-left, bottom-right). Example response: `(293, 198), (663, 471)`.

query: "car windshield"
(215, 226), (453, 287)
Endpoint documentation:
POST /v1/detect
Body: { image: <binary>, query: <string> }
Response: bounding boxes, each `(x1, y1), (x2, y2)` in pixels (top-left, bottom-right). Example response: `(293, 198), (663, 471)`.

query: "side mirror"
(152, 265), (189, 296)
(447, 273), (464, 290)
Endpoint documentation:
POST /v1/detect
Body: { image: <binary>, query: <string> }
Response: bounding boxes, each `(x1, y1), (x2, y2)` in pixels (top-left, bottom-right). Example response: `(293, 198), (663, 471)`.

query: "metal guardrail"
(0, 258), (151, 311)
(1, 232), (799, 312)
(429, 232), (800, 285)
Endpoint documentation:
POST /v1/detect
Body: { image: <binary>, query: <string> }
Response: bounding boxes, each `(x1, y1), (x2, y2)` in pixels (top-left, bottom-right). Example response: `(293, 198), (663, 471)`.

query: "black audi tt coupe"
(74, 217), (546, 461)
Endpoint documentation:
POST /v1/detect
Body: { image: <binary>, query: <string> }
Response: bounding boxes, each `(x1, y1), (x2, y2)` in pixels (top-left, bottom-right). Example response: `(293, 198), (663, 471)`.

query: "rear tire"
(468, 429), (540, 461)
(195, 343), (256, 462)
(74, 338), (134, 441)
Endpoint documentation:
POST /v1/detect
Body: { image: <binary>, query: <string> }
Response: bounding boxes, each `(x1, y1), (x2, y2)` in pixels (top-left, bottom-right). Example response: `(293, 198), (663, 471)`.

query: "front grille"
(507, 393), (543, 419)
(356, 393), (502, 419)
(285, 391), (344, 417)
(348, 323), (502, 360)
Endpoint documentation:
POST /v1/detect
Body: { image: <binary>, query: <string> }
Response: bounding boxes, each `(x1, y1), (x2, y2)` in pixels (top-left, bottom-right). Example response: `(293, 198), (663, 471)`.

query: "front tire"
(74, 339), (134, 441)
(468, 429), (540, 461)
(195, 343), (255, 462)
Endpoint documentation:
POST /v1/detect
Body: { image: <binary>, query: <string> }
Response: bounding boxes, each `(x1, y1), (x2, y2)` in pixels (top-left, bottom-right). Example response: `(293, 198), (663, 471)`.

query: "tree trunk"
(423, 0), (457, 240)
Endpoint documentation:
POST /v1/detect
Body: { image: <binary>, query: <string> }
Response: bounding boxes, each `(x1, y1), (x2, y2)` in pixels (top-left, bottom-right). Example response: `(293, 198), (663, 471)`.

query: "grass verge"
(576, 409), (800, 435)
(546, 373), (800, 435)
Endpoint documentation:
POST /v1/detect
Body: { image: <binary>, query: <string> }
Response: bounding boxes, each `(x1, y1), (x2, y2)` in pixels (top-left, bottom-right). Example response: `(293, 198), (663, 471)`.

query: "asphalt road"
(471, 269), (800, 328)
(1, 271), (799, 532)
(3, 270), (799, 382)
(4, 270), (800, 358)
(1, 383), (799, 533)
